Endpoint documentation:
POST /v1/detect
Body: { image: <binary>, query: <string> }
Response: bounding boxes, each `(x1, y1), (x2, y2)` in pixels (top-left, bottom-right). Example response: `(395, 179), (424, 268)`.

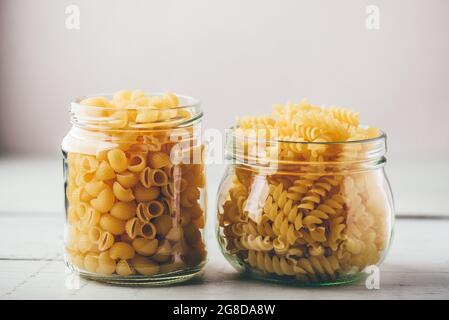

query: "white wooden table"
(1, 159), (448, 300)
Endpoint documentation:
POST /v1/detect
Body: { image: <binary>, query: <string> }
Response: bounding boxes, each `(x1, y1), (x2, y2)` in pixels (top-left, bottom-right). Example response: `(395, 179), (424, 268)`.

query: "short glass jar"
(217, 130), (394, 285)
(62, 92), (206, 285)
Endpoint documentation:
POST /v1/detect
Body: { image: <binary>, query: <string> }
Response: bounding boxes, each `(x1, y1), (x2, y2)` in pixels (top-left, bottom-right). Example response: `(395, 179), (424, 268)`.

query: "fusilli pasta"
(218, 101), (392, 284)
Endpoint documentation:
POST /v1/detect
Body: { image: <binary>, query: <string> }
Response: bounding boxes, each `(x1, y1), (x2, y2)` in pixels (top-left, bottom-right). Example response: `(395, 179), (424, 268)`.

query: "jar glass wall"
(216, 131), (394, 285)
(62, 92), (206, 285)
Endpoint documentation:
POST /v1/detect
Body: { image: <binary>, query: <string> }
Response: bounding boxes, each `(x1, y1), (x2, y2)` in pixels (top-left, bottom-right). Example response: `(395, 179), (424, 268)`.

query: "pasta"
(132, 238), (159, 256)
(90, 186), (115, 213)
(87, 226), (102, 244)
(217, 101), (392, 284)
(98, 232), (115, 251)
(95, 161), (116, 181)
(125, 217), (140, 239)
(134, 185), (160, 202)
(110, 201), (136, 220)
(100, 214), (126, 235)
(97, 251), (116, 275)
(131, 255), (160, 276)
(149, 169), (169, 186)
(64, 90), (206, 281)
(148, 151), (171, 169)
(112, 182), (135, 202)
(128, 154), (146, 173)
(116, 171), (139, 188)
(116, 259), (135, 276)
(85, 180), (107, 198)
(153, 214), (172, 237)
(109, 242), (136, 260)
(107, 149), (128, 173)
(84, 253), (99, 273)
(139, 222), (157, 239)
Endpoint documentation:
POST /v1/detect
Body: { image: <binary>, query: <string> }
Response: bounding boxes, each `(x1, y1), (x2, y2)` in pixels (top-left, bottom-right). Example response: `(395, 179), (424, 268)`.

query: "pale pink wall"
(1, 0), (448, 161)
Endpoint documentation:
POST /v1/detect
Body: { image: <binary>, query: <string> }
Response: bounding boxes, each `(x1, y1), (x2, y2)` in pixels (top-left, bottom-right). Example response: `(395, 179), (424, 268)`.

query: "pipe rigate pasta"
(139, 167), (153, 188)
(79, 156), (99, 173)
(131, 255), (160, 276)
(71, 253), (85, 270)
(116, 259), (135, 276)
(90, 186), (115, 213)
(161, 182), (174, 198)
(100, 214), (126, 235)
(217, 101), (393, 285)
(107, 149), (128, 173)
(75, 202), (89, 219)
(132, 238), (159, 256)
(98, 232), (115, 251)
(125, 217), (140, 239)
(77, 234), (93, 254)
(146, 201), (165, 218)
(152, 240), (172, 263)
(134, 185), (160, 202)
(97, 251), (116, 275)
(83, 253), (99, 273)
(153, 214), (173, 237)
(84, 180), (107, 198)
(139, 222), (157, 239)
(149, 169), (169, 186)
(109, 242), (136, 260)
(110, 201), (136, 220)
(127, 154), (146, 173)
(76, 172), (95, 187)
(112, 182), (135, 202)
(165, 226), (182, 242)
(147, 151), (171, 169)
(63, 90), (206, 284)
(87, 226), (102, 244)
(116, 171), (139, 188)
(95, 161), (116, 181)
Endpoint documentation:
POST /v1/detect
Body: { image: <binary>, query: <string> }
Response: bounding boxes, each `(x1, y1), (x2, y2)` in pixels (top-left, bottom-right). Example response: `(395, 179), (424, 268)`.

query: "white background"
(1, 0), (448, 163)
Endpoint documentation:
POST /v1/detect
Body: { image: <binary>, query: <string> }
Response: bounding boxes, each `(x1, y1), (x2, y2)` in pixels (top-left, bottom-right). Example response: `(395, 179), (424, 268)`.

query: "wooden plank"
(0, 217), (448, 299)
(1, 258), (448, 300)
(387, 161), (449, 216)
(0, 214), (63, 260)
(0, 158), (64, 214)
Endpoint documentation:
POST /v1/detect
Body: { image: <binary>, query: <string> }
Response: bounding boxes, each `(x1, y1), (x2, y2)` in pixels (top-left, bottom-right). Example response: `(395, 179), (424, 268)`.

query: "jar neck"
(70, 93), (203, 132)
(63, 93), (203, 156)
(225, 129), (387, 174)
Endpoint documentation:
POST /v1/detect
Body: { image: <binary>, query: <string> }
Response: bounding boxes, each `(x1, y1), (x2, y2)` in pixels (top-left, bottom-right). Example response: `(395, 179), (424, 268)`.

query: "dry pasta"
(217, 101), (392, 284)
(64, 91), (206, 282)
(110, 201), (136, 220)
(112, 182), (135, 202)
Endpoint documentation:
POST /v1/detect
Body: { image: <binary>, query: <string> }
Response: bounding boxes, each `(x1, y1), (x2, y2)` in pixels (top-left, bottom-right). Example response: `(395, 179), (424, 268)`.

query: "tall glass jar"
(217, 130), (394, 285)
(62, 92), (206, 285)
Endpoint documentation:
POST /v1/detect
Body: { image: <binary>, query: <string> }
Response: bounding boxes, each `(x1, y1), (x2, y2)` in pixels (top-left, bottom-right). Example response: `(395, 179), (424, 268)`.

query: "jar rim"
(72, 92), (201, 112)
(70, 92), (203, 131)
(225, 126), (387, 168)
(229, 126), (386, 145)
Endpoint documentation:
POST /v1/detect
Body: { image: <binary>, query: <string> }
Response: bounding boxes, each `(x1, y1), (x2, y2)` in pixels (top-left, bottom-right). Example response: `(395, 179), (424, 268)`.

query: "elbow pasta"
(217, 101), (393, 284)
(63, 91), (206, 282)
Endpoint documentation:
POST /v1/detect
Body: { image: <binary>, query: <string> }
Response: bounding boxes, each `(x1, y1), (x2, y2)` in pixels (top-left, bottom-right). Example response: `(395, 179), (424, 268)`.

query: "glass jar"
(62, 92), (206, 285)
(217, 130), (394, 285)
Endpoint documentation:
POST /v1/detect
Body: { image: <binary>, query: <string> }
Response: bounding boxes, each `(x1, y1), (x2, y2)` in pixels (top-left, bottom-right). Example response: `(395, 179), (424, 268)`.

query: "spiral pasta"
(218, 101), (390, 284)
